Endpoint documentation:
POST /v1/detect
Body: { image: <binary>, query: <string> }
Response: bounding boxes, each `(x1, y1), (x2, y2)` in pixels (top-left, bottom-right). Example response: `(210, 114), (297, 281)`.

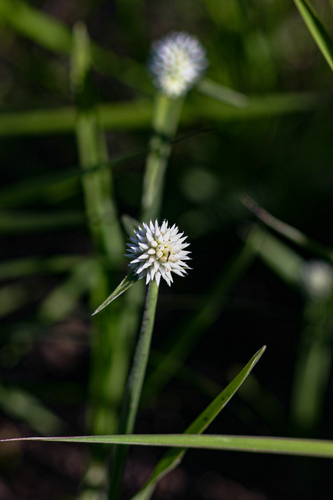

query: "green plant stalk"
(109, 281), (159, 500)
(290, 297), (333, 435)
(141, 93), (183, 222)
(72, 26), (141, 500)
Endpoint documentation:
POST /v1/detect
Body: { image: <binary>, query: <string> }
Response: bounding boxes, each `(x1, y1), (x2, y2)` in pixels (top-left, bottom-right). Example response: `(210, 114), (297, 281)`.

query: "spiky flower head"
(300, 259), (333, 300)
(126, 220), (191, 286)
(149, 31), (207, 99)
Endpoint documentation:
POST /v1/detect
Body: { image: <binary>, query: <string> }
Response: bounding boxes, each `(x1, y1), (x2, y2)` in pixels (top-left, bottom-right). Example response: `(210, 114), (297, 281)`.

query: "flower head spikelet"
(126, 220), (191, 286)
(149, 31), (207, 99)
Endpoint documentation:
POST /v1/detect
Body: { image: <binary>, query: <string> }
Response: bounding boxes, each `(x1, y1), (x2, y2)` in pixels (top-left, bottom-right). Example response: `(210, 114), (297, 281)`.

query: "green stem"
(141, 94), (183, 222)
(109, 281), (159, 499)
(290, 297), (333, 435)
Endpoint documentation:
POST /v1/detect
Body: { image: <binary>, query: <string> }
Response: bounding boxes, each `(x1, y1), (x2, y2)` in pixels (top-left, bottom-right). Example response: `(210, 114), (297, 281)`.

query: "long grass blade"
(0, 92), (328, 137)
(294, 0), (333, 71)
(4, 434), (333, 459)
(130, 346), (266, 500)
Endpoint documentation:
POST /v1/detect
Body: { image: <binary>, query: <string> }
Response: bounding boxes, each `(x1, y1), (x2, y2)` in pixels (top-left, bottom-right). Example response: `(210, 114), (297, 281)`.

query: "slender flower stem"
(141, 93), (183, 222)
(109, 281), (159, 499)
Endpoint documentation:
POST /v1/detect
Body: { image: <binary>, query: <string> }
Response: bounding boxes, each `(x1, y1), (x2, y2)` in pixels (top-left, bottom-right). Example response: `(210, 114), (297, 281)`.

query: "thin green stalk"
(290, 297), (333, 435)
(109, 281), (159, 499)
(141, 94), (183, 222)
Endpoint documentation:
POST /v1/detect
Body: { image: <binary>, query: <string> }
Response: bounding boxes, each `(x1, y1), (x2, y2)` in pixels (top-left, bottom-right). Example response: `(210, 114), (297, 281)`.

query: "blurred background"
(1, 0), (333, 499)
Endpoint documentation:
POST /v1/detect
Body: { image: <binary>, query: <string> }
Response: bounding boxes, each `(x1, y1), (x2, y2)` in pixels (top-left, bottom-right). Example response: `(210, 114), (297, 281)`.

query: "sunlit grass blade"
(4, 434), (333, 460)
(197, 78), (249, 107)
(130, 346), (266, 500)
(242, 195), (333, 261)
(92, 272), (138, 315)
(294, 0), (333, 71)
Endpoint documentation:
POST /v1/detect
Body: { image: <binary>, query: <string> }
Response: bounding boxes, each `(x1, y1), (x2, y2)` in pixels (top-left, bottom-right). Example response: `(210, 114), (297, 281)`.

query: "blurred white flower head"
(126, 220), (191, 286)
(149, 31), (207, 98)
(300, 259), (333, 300)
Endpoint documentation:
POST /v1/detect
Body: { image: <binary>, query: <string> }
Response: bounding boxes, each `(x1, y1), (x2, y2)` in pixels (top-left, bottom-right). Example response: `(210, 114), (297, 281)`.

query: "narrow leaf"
(121, 215), (140, 236)
(131, 346), (266, 500)
(92, 272), (137, 315)
(3, 434), (333, 459)
(294, 0), (333, 71)
(242, 195), (333, 261)
(197, 79), (249, 108)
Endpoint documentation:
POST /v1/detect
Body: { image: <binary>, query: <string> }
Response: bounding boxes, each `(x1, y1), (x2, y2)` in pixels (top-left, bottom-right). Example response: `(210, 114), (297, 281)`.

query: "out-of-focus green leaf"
(131, 346), (266, 500)
(0, 92), (329, 137)
(294, 0), (333, 71)
(242, 195), (333, 261)
(197, 79), (249, 107)
(0, 283), (31, 318)
(38, 259), (99, 322)
(0, 211), (84, 234)
(0, 384), (65, 435)
(0, 0), (150, 93)
(121, 215), (140, 236)
(0, 0), (72, 53)
(0, 255), (86, 280)
(247, 225), (304, 287)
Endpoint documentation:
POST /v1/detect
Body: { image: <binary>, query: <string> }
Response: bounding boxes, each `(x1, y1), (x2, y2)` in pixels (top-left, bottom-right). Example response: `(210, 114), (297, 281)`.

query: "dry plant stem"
(141, 93), (183, 222)
(109, 280), (159, 500)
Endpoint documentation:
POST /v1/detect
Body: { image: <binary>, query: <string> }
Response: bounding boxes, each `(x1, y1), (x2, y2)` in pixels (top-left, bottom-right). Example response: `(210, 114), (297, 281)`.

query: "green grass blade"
(0, 384), (65, 435)
(4, 434), (333, 459)
(37, 259), (99, 322)
(0, 211), (84, 234)
(0, 0), (72, 53)
(130, 346), (266, 500)
(0, 0), (150, 93)
(247, 226), (304, 287)
(0, 92), (328, 137)
(92, 272), (137, 315)
(0, 255), (86, 280)
(294, 0), (333, 71)
(242, 195), (333, 261)
(197, 79), (249, 108)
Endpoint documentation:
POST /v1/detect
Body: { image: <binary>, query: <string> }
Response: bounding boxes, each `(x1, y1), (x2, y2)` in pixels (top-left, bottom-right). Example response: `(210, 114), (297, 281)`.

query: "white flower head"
(149, 31), (207, 99)
(300, 259), (333, 300)
(126, 220), (191, 286)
